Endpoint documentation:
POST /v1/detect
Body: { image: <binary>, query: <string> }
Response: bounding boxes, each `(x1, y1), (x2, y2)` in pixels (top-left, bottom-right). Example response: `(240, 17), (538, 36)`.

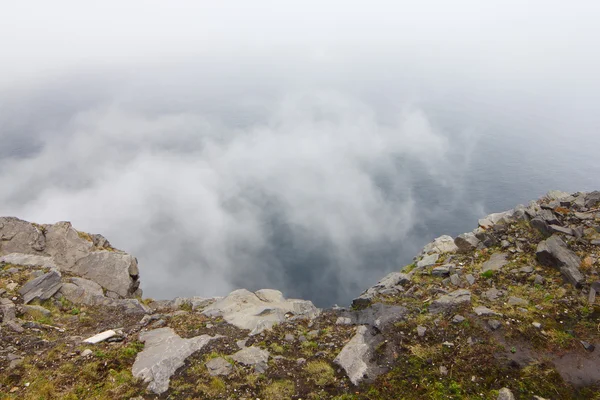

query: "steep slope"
(0, 190), (599, 399)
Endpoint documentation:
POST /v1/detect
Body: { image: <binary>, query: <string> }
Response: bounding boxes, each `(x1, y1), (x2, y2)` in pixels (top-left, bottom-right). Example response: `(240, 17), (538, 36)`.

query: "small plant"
(305, 360), (335, 386)
(481, 270), (495, 279)
(262, 379), (295, 399)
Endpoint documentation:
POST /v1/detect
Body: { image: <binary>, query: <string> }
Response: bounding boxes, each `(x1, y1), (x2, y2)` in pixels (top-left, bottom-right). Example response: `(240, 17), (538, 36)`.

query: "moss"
(304, 360), (335, 386)
(262, 379), (295, 400)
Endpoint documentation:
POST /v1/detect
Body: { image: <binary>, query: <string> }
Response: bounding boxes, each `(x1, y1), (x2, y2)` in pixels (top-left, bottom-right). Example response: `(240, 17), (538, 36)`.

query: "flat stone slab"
(536, 236), (584, 288)
(482, 253), (508, 273)
(231, 346), (270, 373)
(205, 357), (233, 376)
(334, 326), (374, 385)
(429, 289), (471, 314)
(417, 254), (439, 268)
(0, 253), (55, 268)
(132, 327), (221, 394)
(18, 271), (62, 304)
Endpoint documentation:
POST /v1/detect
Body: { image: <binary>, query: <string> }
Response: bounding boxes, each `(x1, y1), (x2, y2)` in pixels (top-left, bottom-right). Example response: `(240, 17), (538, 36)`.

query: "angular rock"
(548, 225), (574, 236)
(22, 305), (51, 318)
(0, 217), (47, 253)
(488, 319), (503, 331)
(479, 211), (514, 229)
(417, 254), (439, 269)
(5, 320), (24, 333)
(202, 289), (319, 335)
(343, 303), (408, 329)
(205, 357), (233, 376)
(432, 266), (451, 277)
(589, 282), (600, 305)
(474, 306), (502, 316)
(59, 277), (105, 305)
(475, 230), (499, 247)
(334, 326), (378, 385)
(482, 253), (508, 273)
(455, 233), (480, 253)
(231, 346), (270, 373)
(0, 253), (55, 269)
(133, 327), (220, 394)
(465, 274), (476, 286)
(417, 326), (426, 337)
(536, 236), (584, 288)
(450, 274), (461, 286)
(429, 289), (471, 314)
(530, 218), (550, 237)
(539, 209), (560, 226)
(421, 235), (458, 255)
(18, 271), (62, 304)
(0, 298), (16, 321)
(507, 297), (528, 306)
(585, 191), (600, 208)
(484, 288), (503, 301)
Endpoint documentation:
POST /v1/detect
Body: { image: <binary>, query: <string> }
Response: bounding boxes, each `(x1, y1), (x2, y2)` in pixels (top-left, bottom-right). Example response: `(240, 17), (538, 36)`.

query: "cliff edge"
(1, 190), (599, 399)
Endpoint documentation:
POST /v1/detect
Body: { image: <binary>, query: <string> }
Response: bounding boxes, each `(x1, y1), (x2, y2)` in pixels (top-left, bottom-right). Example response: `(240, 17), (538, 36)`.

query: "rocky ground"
(1, 190), (599, 399)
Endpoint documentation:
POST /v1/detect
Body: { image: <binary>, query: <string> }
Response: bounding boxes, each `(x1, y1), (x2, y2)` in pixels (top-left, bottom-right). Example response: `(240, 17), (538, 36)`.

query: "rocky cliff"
(1, 190), (599, 399)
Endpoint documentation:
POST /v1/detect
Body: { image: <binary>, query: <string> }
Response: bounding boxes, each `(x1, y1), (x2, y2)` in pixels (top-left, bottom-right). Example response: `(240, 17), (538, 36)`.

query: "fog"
(1, 2), (600, 306)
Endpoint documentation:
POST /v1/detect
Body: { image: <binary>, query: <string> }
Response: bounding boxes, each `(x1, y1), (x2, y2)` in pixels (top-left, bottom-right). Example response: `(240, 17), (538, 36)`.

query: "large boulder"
(202, 289), (319, 335)
(420, 235), (459, 255)
(0, 218), (141, 298)
(59, 277), (105, 304)
(455, 233), (480, 253)
(132, 327), (221, 394)
(536, 236), (584, 288)
(334, 326), (381, 385)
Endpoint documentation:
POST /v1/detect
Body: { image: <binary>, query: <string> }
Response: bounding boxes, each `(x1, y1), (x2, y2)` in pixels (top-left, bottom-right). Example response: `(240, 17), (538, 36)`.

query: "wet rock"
(429, 289), (471, 314)
(536, 236), (584, 288)
(132, 327), (221, 394)
(202, 289), (319, 335)
(18, 271), (62, 304)
(482, 253), (508, 273)
(231, 346), (270, 373)
(455, 233), (480, 253)
(206, 357), (233, 376)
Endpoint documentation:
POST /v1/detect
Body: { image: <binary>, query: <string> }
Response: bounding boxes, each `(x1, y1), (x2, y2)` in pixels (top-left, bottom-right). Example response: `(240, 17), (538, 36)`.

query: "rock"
(202, 289), (319, 335)
(0, 298), (16, 321)
(442, 341), (454, 347)
(580, 341), (595, 352)
(455, 233), (480, 253)
(296, 358), (306, 365)
(465, 274), (476, 286)
(334, 326), (377, 385)
(519, 266), (534, 274)
(538, 209), (560, 226)
(574, 212), (594, 220)
(133, 327), (220, 394)
(589, 282), (600, 305)
(0, 253), (55, 268)
(59, 277), (105, 305)
(474, 306), (502, 316)
(336, 317), (352, 326)
(236, 339), (247, 349)
(373, 272), (411, 290)
(482, 253), (508, 273)
(440, 366), (448, 376)
(585, 191), (600, 208)
(342, 303), (408, 329)
(533, 274), (545, 285)
(22, 305), (51, 318)
(0, 217), (47, 253)
(450, 274), (461, 286)
(429, 289), (471, 314)
(488, 319), (503, 331)
(285, 333), (296, 341)
(205, 357), (233, 376)
(83, 330), (117, 344)
(475, 230), (499, 247)
(417, 254), (439, 268)
(81, 349), (93, 357)
(530, 218), (550, 236)
(452, 315), (465, 324)
(507, 297), (528, 306)
(548, 225), (574, 236)
(231, 346), (270, 373)
(536, 236), (584, 288)
(484, 288), (503, 301)
(532, 322), (542, 329)
(5, 320), (24, 333)
(432, 266), (451, 277)
(479, 211), (514, 229)
(421, 235), (458, 255)
(18, 271), (62, 304)
(497, 387), (515, 400)
(417, 326), (426, 337)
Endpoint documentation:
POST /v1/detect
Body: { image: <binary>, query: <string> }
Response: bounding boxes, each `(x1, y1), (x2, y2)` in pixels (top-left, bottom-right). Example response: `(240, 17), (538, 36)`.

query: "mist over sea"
(1, 1), (599, 306)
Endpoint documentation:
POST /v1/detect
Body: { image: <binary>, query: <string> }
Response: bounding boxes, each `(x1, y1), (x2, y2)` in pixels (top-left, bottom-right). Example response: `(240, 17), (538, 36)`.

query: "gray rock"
(539, 209), (560, 225)
(455, 232), (480, 253)
(465, 274), (476, 286)
(373, 272), (411, 289)
(421, 235), (458, 255)
(574, 212), (594, 220)
(22, 305), (51, 318)
(474, 306), (502, 316)
(81, 349), (93, 357)
(0, 298), (16, 321)
(202, 289), (319, 335)
(532, 322), (542, 329)
(0, 253), (55, 269)
(336, 317), (352, 326)
(5, 320), (24, 333)
(284, 333), (296, 341)
(533, 274), (545, 285)
(343, 303), (408, 329)
(205, 357), (233, 376)
(132, 327), (221, 394)
(482, 253), (508, 273)
(417, 326), (426, 337)
(0, 217), (47, 253)
(429, 289), (471, 314)
(475, 230), (499, 247)
(530, 218), (550, 236)
(479, 211), (514, 229)
(548, 225), (574, 236)
(488, 319), (503, 331)
(450, 274), (461, 286)
(484, 288), (503, 301)
(519, 266), (534, 274)
(580, 341), (595, 352)
(497, 387), (515, 400)
(417, 254), (439, 268)
(432, 266), (451, 277)
(585, 191), (600, 208)
(18, 271), (62, 304)
(589, 282), (600, 305)
(536, 236), (584, 288)
(439, 365), (448, 376)
(231, 346), (270, 373)
(507, 296), (528, 306)
(452, 315), (465, 324)
(59, 277), (105, 305)
(334, 326), (377, 385)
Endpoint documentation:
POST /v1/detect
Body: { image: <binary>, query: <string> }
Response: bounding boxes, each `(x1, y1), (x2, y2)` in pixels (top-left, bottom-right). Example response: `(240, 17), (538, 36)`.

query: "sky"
(1, 1), (600, 306)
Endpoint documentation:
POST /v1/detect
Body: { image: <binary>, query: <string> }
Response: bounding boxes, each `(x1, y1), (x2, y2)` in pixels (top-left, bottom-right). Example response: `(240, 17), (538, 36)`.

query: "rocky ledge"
(1, 190), (599, 399)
